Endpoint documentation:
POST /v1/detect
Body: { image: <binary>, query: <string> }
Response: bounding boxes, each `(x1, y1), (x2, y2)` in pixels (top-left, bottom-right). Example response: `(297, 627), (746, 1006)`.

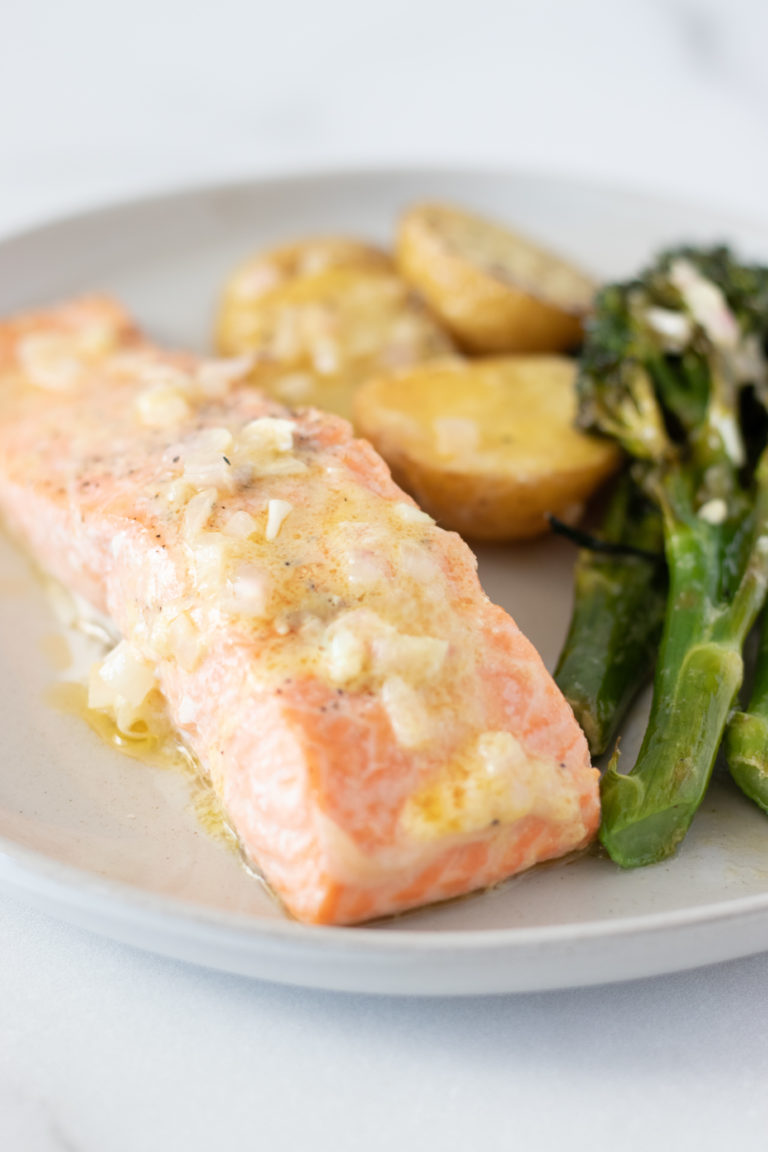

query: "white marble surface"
(2, 0), (768, 1147)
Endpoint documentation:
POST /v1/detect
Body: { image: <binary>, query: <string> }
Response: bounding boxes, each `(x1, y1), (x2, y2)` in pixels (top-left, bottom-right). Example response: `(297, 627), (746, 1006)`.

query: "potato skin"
(396, 203), (596, 355)
(353, 356), (620, 541)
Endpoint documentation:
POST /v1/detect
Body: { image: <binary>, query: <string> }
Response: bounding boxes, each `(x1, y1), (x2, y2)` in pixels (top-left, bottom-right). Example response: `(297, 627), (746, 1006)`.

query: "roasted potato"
(353, 356), (620, 541)
(217, 236), (394, 354)
(396, 203), (596, 354)
(216, 263), (454, 423)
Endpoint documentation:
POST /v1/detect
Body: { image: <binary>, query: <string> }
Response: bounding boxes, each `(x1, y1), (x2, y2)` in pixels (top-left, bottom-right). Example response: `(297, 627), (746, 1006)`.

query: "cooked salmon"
(0, 297), (599, 924)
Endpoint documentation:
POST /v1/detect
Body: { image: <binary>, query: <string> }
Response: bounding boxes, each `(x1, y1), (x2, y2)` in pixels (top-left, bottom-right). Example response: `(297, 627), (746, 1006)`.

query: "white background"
(2, 0), (768, 1148)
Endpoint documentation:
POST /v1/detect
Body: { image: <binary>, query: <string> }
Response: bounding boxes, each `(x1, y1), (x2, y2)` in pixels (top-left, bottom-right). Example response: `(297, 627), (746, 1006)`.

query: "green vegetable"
(554, 471), (666, 756)
(726, 605), (768, 815)
(574, 246), (768, 866)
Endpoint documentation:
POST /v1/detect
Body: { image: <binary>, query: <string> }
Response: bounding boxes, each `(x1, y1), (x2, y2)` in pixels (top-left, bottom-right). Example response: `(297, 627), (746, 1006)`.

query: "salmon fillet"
(0, 297), (599, 924)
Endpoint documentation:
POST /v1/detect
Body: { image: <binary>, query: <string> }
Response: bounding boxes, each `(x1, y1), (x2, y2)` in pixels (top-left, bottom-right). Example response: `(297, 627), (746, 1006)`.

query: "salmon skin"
(0, 297), (599, 924)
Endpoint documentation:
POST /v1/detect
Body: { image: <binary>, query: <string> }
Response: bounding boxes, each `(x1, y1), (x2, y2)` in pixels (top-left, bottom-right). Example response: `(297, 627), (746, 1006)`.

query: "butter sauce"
(45, 642), (239, 853)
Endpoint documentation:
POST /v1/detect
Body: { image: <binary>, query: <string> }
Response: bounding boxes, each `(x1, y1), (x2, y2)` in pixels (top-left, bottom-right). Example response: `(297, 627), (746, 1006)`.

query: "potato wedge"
(396, 203), (596, 354)
(216, 265), (454, 423)
(353, 356), (620, 541)
(217, 236), (394, 354)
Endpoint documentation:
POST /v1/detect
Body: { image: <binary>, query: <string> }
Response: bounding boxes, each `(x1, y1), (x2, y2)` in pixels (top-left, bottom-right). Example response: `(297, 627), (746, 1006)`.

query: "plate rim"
(3, 160), (768, 253)
(4, 808), (768, 953)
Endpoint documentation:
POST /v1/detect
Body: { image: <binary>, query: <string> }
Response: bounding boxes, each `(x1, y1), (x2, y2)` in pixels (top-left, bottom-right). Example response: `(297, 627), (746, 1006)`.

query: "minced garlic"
(135, 385), (191, 428)
(381, 675), (433, 749)
(88, 640), (159, 734)
(402, 732), (581, 841)
(265, 499), (293, 541)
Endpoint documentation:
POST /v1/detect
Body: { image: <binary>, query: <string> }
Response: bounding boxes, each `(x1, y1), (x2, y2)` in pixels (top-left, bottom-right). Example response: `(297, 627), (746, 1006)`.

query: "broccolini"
(573, 246), (768, 866)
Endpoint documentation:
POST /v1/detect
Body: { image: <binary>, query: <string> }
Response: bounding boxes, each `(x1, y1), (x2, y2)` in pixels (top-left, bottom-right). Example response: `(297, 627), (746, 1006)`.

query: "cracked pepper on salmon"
(0, 296), (599, 924)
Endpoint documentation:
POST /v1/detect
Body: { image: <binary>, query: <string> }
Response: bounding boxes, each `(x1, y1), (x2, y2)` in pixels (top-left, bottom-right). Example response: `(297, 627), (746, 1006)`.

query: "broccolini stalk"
(554, 472), (666, 756)
(726, 605), (768, 816)
(576, 247), (768, 866)
(601, 449), (768, 864)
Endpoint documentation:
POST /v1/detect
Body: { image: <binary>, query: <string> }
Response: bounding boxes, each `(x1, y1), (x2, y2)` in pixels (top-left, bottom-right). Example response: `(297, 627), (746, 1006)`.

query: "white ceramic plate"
(2, 167), (768, 996)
